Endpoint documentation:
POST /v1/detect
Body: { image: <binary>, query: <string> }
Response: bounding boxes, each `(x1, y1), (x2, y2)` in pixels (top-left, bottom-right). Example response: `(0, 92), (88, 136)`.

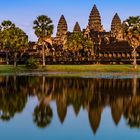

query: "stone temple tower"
(56, 15), (68, 45)
(73, 22), (81, 33)
(56, 15), (68, 37)
(111, 13), (124, 40)
(88, 5), (104, 32)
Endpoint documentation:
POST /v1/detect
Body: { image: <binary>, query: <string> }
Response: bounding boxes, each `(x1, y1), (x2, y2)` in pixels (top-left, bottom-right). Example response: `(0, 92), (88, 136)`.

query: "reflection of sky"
(0, 0), (139, 41)
(0, 98), (140, 140)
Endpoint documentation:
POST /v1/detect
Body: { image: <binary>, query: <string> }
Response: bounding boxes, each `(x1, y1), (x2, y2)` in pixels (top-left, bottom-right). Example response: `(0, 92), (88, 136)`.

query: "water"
(0, 75), (140, 140)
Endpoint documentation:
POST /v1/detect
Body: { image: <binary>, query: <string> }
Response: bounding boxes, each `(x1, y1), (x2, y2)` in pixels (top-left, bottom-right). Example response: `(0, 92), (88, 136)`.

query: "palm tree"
(123, 16), (140, 69)
(33, 15), (54, 67)
(1, 20), (15, 29)
(1, 20), (28, 67)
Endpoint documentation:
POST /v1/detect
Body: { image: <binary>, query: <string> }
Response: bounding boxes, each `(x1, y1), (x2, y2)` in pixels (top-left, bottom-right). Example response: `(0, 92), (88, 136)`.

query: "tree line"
(0, 15), (139, 68)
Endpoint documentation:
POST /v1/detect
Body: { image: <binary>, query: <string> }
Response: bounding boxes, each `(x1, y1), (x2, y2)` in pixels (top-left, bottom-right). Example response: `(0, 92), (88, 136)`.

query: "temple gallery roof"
(100, 41), (133, 52)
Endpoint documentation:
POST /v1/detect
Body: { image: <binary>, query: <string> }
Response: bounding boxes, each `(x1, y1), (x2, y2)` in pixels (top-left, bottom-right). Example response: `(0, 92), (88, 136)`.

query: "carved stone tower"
(57, 15), (68, 37)
(88, 5), (104, 32)
(111, 13), (124, 40)
(56, 15), (68, 45)
(73, 22), (81, 33)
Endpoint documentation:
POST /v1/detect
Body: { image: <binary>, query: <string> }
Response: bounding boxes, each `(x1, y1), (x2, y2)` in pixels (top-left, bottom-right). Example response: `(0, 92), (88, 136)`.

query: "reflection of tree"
(0, 93), (27, 121)
(0, 76), (28, 121)
(33, 102), (53, 128)
(1, 75), (140, 133)
(124, 96), (140, 128)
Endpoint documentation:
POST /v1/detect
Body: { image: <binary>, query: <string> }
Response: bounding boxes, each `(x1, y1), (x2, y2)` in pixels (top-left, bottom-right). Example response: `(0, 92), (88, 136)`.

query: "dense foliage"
(123, 16), (140, 69)
(0, 20), (28, 67)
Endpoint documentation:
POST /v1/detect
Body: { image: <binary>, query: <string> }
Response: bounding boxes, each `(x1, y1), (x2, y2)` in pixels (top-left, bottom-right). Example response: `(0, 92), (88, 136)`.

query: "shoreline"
(0, 65), (140, 78)
(0, 72), (140, 79)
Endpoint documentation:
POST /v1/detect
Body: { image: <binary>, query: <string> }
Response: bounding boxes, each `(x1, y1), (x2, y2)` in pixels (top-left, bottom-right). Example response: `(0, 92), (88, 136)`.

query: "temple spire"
(111, 13), (124, 40)
(111, 13), (122, 30)
(73, 22), (81, 33)
(55, 15), (68, 45)
(88, 5), (103, 32)
(56, 15), (68, 37)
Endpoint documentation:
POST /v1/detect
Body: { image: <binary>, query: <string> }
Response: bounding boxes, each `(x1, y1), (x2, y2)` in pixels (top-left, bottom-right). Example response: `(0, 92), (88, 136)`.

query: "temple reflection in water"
(0, 76), (140, 134)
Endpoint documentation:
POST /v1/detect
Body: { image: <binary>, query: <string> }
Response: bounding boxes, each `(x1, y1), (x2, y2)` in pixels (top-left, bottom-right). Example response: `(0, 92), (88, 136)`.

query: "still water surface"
(0, 75), (140, 140)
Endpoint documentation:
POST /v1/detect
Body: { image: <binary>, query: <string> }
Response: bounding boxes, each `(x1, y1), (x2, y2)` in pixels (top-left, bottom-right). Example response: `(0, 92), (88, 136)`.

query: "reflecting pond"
(0, 75), (140, 140)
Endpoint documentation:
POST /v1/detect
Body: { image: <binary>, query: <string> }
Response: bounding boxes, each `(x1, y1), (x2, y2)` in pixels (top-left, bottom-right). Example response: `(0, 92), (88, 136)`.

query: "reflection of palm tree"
(132, 76), (137, 96)
(0, 111), (13, 121)
(33, 103), (53, 128)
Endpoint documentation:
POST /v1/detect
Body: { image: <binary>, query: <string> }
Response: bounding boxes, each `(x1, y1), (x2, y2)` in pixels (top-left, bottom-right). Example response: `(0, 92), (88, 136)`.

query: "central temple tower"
(88, 5), (104, 32)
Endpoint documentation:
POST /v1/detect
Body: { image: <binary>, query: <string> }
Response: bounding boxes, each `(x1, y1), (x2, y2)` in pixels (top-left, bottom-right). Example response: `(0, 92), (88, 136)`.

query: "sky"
(0, 0), (139, 41)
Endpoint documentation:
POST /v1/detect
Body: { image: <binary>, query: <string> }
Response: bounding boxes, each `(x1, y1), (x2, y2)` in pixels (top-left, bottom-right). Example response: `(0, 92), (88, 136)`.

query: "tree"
(33, 15), (54, 67)
(1, 20), (28, 67)
(0, 20), (15, 64)
(64, 32), (94, 61)
(123, 16), (140, 69)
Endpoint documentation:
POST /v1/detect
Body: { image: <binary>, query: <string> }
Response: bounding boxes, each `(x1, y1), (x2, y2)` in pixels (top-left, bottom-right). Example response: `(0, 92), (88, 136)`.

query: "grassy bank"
(0, 65), (140, 74)
(46, 65), (140, 72)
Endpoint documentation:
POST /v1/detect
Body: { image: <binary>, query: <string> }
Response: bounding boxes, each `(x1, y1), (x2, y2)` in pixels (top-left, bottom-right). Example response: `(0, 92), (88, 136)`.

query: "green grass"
(46, 65), (140, 72)
(0, 64), (140, 74)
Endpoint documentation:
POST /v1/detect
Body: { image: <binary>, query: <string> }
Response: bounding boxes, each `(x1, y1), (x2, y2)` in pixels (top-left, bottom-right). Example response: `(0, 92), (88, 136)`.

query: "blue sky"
(0, 0), (139, 41)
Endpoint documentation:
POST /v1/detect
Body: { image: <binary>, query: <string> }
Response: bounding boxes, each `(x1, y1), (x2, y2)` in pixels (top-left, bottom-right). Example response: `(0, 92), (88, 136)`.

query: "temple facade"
(51, 4), (140, 64)
(0, 4), (139, 64)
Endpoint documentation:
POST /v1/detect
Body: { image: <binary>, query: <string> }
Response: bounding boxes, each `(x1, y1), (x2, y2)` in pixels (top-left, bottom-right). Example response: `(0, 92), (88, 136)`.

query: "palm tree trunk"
(133, 48), (137, 69)
(14, 52), (17, 68)
(42, 76), (45, 94)
(42, 44), (45, 67)
(6, 51), (9, 65)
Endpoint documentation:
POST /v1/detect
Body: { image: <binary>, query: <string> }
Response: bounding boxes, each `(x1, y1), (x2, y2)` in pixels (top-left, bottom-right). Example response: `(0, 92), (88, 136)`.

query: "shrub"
(26, 58), (38, 69)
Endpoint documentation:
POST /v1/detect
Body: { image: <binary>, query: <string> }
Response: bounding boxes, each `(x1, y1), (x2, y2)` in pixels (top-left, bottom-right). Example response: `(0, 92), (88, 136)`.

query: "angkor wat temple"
(51, 4), (139, 64)
(52, 4), (140, 64)
(0, 4), (139, 64)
